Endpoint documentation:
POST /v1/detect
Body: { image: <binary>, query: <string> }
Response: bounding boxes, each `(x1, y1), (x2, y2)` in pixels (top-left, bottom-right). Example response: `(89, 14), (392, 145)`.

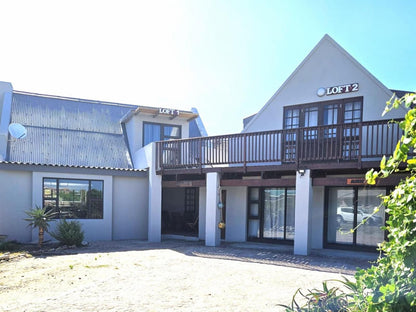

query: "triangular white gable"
(243, 34), (404, 133)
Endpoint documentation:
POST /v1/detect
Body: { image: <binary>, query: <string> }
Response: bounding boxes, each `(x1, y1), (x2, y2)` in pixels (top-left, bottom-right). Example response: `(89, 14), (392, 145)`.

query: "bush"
(0, 240), (20, 252)
(51, 220), (84, 247)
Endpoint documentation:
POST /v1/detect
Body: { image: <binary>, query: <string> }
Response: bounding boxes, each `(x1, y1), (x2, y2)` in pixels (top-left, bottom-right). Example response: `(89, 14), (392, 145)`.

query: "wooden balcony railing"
(156, 120), (407, 171)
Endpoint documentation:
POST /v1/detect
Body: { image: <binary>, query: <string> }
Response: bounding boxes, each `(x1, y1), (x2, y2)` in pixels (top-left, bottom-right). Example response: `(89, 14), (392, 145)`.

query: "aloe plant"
(24, 206), (55, 247)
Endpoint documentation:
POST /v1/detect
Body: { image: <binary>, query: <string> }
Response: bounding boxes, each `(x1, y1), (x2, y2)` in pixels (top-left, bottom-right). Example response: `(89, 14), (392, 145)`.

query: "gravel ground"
(0, 240), (375, 312)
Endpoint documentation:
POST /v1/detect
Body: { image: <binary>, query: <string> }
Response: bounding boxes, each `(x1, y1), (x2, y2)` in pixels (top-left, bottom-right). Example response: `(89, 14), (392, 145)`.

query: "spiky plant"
(24, 206), (55, 247)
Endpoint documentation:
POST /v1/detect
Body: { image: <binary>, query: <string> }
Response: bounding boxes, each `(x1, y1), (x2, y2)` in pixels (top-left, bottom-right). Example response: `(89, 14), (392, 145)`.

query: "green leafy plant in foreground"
(282, 92), (416, 311)
(24, 206), (55, 247)
(278, 280), (353, 311)
(51, 219), (84, 247)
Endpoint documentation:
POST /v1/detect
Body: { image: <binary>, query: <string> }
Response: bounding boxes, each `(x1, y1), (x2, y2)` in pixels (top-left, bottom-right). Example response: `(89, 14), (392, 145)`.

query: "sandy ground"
(0, 240), (374, 312)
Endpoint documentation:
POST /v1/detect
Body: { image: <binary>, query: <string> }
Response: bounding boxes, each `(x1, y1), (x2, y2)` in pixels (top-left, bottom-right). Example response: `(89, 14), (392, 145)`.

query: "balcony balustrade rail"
(156, 120), (408, 171)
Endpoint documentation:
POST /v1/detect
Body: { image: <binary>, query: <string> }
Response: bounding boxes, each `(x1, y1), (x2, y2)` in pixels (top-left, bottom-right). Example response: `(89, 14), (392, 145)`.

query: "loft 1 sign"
(159, 108), (179, 116)
(317, 83), (359, 97)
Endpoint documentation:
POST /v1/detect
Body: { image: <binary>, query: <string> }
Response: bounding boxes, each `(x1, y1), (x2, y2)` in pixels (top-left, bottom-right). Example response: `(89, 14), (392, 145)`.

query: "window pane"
(58, 179), (89, 219)
(327, 188), (354, 245)
(89, 180), (104, 218)
(248, 220), (260, 238)
(324, 104), (338, 125)
(163, 126), (180, 138)
(263, 188), (285, 239)
(285, 189), (296, 240)
(284, 109), (299, 129)
(356, 188), (385, 247)
(143, 124), (161, 146)
(249, 203), (259, 217)
(304, 107), (318, 127)
(43, 178), (57, 198)
(249, 188), (259, 201)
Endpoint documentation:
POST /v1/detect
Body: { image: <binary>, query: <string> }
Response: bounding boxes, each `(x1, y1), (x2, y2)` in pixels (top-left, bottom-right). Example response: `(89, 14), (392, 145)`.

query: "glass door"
(247, 187), (295, 242)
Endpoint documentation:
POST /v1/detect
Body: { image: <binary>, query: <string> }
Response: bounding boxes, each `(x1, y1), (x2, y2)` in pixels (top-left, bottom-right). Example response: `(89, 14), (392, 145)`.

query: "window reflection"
(43, 178), (104, 219)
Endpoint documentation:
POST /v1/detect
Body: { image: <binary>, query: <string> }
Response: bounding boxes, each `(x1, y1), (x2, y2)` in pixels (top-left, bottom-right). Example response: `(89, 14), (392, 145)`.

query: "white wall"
(198, 187), (206, 240)
(223, 186), (247, 242)
(0, 170), (32, 242)
(112, 176), (148, 240)
(310, 186), (324, 249)
(0, 82), (13, 161)
(244, 36), (405, 134)
(32, 172), (113, 242)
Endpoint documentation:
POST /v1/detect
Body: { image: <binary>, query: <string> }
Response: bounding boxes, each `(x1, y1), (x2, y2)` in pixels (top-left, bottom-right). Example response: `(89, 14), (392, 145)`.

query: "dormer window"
(143, 122), (181, 146)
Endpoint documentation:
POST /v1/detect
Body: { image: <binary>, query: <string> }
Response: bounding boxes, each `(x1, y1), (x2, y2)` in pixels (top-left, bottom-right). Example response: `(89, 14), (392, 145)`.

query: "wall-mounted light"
(298, 169), (305, 176)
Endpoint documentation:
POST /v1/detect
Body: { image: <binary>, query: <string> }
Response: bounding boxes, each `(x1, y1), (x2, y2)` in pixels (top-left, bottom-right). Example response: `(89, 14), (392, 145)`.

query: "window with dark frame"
(43, 178), (104, 219)
(247, 187), (295, 242)
(325, 186), (386, 250)
(283, 97), (362, 129)
(143, 122), (181, 146)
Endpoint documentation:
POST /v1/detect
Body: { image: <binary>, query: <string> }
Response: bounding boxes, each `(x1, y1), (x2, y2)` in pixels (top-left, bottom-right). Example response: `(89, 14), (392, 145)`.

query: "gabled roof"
(242, 34), (395, 133)
(8, 92), (135, 170)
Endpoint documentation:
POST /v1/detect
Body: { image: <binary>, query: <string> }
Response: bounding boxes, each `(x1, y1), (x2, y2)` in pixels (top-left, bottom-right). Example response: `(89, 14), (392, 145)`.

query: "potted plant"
(24, 206), (55, 247)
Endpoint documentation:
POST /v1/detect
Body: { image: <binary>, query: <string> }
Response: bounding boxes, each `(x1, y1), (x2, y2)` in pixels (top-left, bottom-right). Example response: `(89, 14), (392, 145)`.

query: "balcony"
(156, 120), (407, 174)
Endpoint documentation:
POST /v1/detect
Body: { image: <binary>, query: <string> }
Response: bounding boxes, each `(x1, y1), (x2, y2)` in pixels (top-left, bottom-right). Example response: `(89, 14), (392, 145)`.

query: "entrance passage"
(162, 187), (199, 237)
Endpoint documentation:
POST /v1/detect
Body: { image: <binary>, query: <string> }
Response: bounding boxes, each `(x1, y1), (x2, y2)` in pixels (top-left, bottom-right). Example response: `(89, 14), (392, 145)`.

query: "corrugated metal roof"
(0, 160), (146, 172)
(8, 92), (136, 169)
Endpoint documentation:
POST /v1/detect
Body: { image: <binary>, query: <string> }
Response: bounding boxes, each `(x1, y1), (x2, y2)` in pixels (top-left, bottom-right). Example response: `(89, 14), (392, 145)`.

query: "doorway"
(162, 187), (199, 236)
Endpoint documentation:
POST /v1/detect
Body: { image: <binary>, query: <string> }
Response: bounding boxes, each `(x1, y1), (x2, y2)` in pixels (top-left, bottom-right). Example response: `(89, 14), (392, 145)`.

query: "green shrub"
(281, 92), (416, 311)
(278, 280), (352, 311)
(51, 219), (84, 247)
(0, 240), (20, 252)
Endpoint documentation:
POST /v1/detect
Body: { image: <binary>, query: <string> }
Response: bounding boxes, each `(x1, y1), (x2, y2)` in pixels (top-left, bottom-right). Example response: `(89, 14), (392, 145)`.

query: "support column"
(294, 169), (312, 255)
(148, 142), (162, 242)
(0, 82), (13, 161)
(205, 172), (221, 246)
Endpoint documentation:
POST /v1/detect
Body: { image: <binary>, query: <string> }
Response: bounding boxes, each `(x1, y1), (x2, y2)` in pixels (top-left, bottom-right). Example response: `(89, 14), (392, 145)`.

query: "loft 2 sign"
(317, 83), (359, 97)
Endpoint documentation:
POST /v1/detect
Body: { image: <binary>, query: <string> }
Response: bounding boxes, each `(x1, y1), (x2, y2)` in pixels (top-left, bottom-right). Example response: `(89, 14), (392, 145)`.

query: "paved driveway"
(0, 240), (375, 312)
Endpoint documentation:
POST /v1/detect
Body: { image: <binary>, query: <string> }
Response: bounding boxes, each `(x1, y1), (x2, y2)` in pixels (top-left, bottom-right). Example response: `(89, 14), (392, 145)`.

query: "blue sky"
(0, 0), (414, 135)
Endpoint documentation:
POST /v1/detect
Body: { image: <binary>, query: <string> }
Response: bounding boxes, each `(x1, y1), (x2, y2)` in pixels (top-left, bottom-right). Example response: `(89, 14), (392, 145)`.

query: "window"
(325, 186), (386, 249)
(283, 97), (362, 129)
(143, 122), (181, 146)
(43, 178), (104, 219)
(247, 187), (295, 242)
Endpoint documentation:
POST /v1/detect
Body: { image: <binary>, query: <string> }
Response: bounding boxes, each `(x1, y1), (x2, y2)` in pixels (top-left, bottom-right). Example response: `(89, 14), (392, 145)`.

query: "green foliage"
(358, 92), (416, 311)
(0, 240), (20, 252)
(51, 219), (84, 247)
(282, 92), (416, 311)
(24, 206), (56, 246)
(278, 280), (353, 312)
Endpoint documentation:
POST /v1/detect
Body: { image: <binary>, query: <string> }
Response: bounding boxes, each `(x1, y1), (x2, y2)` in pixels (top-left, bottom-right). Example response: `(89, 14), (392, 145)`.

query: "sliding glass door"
(247, 187), (295, 242)
(326, 186), (386, 249)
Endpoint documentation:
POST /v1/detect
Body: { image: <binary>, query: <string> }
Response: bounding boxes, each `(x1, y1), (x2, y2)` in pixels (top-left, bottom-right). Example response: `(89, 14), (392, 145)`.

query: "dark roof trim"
(390, 89), (414, 99)
(0, 161), (148, 177)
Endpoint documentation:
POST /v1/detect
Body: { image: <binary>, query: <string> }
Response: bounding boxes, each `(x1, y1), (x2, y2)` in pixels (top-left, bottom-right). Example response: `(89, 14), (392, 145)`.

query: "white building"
(0, 35), (411, 255)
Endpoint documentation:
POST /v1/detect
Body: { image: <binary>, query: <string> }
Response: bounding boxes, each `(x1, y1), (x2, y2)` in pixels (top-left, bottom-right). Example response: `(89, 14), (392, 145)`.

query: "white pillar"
(148, 142), (162, 242)
(0, 82), (13, 161)
(205, 172), (221, 246)
(294, 169), (312, 255)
